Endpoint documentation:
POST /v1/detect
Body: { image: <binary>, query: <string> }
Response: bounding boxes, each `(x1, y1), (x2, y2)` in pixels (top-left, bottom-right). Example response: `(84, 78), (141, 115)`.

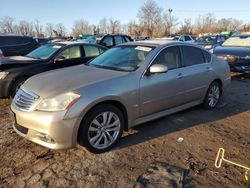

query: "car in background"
(193, 35), (226, 50)
(35, 38), (50, 45)
(134, 36), (150, 41)
(213, 34), (250, 74)
(178, 35), (195, 42)
(0, 42), (107, 98)
(98, 34), (133, 48)
(11, 40), (230, 153)
(0, 35), (40, 57)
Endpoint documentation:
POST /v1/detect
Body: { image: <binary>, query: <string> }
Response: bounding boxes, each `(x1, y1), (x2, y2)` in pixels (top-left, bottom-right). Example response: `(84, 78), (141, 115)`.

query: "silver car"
(11, 40), (230, 153)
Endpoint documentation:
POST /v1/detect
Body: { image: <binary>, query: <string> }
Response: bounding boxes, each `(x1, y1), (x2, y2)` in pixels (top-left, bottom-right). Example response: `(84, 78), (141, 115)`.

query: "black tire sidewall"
(203, 81), (222, 109)
(78, 104), (124, 153)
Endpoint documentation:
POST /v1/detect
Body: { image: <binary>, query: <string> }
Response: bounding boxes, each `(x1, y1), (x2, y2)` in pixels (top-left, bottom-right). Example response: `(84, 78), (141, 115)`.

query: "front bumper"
(231, 65), (250, 73)
(11, 105), (79, 150)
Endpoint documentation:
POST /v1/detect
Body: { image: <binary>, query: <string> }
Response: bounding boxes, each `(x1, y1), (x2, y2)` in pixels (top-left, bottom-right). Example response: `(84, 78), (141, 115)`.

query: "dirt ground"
(0, 74), (249, 188)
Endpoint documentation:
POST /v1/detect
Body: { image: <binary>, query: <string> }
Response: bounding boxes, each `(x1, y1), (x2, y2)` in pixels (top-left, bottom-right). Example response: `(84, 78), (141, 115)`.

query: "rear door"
(180, 45), (212, 103)
(139, 46), (186, 117)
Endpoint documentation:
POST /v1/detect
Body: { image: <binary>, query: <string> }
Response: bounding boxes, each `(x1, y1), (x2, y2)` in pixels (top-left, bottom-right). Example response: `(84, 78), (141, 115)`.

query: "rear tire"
(77, 104), (124, 153)
(10, 77), (28, 98)
(203, 81), (222, 109)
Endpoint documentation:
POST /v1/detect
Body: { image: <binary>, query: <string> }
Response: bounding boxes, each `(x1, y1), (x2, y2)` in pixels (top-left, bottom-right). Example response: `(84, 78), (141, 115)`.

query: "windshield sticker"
(135, 46), (152, 52)
(52, 45), (62, 49)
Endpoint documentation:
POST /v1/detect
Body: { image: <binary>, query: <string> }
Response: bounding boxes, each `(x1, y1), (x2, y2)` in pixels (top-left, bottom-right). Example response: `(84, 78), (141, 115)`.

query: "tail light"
(0, 49), (3, 57)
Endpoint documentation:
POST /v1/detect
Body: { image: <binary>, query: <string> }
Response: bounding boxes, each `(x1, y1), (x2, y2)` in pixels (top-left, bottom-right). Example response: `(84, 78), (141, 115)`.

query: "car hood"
(23, 65), (129, 98)
(0, 56), (40, 66)
(213, 46), (250, 57)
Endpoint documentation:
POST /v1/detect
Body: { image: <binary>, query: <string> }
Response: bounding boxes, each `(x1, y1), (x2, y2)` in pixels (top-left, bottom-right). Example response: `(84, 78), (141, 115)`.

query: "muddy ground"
(0, 74), (249, 188)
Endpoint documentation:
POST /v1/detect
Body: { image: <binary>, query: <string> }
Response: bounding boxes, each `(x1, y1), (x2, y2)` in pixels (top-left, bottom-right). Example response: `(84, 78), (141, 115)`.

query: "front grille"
(13, 88), (39, 112)
(14, 123), (28, 134)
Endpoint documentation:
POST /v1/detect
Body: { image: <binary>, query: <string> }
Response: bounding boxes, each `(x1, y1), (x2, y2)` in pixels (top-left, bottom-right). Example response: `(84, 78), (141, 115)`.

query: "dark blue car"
(193, 35), (226, 50)
(213, 34), (250, 74)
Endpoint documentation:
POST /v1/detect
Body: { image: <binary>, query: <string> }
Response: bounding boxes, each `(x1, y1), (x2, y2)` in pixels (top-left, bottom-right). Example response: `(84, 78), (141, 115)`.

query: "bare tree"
(18, 20), (34, 36)
(178, 19), (193, 34)
(194, 13), (216, 34)
(109, 18), (120, 34)
(71, 19), (92, 36)
(45, 23), (54, 38)
(99, 18), (108, 34)
(55, 23), (66, 37)
(137, 0), (162, 37)
(34, 19), (43, 37)
(0, 16), (16, 33)
(228, 18), (242, 31)
(127, 21), (144, 37)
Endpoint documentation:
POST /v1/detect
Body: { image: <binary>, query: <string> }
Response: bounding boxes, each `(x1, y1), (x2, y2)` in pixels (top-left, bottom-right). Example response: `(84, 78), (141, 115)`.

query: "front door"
(139, 46), (186, 117)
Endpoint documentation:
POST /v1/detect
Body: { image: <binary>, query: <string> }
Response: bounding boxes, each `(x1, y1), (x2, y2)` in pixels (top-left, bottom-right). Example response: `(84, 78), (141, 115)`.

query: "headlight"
(204, 45), (213, 49)
(217, 55), (238, 63)
(0, 72), (9, 79)
(36, 92), (80, 112)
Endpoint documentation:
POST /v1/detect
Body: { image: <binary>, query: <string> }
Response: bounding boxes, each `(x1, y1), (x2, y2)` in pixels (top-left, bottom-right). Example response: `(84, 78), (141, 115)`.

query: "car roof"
(55, 41), (104, 46)
(0, 34), (33, 38)
(121, 39), (182, 47)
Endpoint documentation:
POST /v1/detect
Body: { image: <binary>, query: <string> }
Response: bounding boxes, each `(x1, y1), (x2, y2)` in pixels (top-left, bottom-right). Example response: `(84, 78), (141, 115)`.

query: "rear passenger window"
(114, 36), (123, 45)
(102, 36), (113, 47)
(203, 50), (212, 63)
(181, 46), (205, 66)
(84, 45), (100, 57)
(124, 36), (132, 42)
(153, 46), (181, 70)
(184, 36), (191, 41)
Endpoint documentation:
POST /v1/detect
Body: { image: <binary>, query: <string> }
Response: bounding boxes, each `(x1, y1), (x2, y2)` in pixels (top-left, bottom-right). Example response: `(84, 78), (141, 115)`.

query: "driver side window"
(153, 46), (181, 70)
(58, 46), (81, 60)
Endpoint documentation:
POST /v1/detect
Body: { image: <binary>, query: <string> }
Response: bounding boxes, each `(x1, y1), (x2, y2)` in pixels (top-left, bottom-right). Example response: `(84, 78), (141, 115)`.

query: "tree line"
(0, 0), (250, 38)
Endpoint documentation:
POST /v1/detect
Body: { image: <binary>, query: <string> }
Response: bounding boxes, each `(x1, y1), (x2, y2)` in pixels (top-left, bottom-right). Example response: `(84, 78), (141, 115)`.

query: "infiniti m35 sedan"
(11, 40), (230, 153)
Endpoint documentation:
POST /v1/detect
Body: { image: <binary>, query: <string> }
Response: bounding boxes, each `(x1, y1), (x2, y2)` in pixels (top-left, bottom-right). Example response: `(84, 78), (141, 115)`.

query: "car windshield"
(222, 36), (250, 47)
(197, 36), (217, 43)
(26, 44), (63, 60)
(89, 45), (154, 72)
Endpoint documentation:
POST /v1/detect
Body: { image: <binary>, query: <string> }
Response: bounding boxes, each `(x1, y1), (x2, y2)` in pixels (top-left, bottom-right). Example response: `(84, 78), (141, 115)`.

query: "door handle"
(177, 73), (184, 79)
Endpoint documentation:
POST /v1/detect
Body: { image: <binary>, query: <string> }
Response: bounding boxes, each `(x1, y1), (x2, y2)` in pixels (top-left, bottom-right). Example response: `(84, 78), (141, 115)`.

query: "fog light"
(38, 133), (55, 144)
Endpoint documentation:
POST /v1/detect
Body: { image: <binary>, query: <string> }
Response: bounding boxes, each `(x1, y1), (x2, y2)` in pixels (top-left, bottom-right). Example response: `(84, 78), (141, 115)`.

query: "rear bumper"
(0, 79), (12, 98)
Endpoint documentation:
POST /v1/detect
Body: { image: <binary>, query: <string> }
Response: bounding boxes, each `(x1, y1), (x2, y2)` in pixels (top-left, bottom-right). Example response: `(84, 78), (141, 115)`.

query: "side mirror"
(149, 64), (168, 74)
(54, 56), (65, 63)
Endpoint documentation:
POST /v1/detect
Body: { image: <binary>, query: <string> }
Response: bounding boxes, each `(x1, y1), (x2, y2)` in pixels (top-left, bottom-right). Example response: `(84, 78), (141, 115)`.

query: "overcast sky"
(1, 0), (250, 30)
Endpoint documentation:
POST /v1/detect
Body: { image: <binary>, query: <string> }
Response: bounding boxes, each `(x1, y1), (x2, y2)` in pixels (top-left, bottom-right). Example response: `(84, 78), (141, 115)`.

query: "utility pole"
(168, 8), (173, 35)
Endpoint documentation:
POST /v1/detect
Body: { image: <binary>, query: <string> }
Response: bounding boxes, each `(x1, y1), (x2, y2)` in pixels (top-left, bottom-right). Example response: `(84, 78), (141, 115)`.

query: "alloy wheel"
(207, 85), (220, 108)
(88, 111), (121, 150)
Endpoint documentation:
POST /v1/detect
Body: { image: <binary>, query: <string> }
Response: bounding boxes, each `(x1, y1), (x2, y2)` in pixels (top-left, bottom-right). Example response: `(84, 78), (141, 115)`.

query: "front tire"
(203, 81), (222, 109)
(78, 104), (124, 153)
